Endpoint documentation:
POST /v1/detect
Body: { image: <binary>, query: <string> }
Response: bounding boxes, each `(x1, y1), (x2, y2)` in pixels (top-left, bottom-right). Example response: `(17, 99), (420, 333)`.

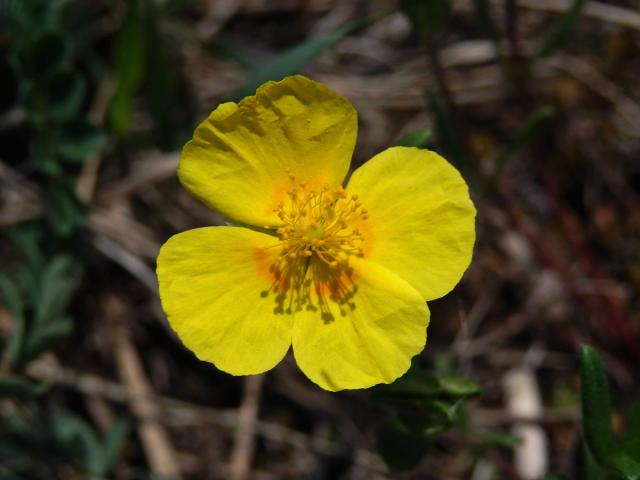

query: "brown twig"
(25, 357), (391, 476)
(107, 296), (182, 479)
(229, 375), (266, 480)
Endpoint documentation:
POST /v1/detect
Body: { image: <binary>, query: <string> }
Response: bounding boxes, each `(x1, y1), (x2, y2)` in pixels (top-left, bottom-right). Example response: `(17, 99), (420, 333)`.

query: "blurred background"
(1, 0), (640, 478)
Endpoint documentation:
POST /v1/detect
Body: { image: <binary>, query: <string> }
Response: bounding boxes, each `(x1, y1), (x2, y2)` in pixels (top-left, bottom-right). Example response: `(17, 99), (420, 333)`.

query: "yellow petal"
(179, 75), (357, 227)
(292, 258), (429, 391)
(347, 147), (476, 301)
(156, 226), (293, 375)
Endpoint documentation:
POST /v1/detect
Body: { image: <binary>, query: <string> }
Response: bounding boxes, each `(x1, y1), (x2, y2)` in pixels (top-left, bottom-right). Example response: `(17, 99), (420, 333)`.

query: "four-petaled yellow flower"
(156, 75), (476, 391)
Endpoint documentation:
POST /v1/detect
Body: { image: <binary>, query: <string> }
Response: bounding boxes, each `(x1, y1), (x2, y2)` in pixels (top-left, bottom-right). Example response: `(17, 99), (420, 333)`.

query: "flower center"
(273, 176), (368, 268)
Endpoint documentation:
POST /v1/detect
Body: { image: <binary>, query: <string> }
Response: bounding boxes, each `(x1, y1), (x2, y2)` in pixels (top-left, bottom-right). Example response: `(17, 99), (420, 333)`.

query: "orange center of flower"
(273, 176), (368, 268)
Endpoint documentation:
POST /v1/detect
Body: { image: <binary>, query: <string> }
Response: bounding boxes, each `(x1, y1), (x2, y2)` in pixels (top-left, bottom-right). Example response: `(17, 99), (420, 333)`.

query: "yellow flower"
(156, 75), (476, 391)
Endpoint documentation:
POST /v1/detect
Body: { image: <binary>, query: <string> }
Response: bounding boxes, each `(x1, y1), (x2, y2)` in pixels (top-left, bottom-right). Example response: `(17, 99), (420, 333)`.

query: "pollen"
(273, 176), (367, 269)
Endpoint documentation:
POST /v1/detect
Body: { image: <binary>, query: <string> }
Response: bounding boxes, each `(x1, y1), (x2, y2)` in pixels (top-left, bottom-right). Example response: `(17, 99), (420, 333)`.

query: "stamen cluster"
(274, 175), (367, 268)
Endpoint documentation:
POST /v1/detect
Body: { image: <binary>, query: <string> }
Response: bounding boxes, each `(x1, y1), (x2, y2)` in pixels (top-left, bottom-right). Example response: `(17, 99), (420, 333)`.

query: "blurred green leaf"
(0, 275), (26, 368)
(44, 69), (87, 122)
(421, 400), (460, 436)
(426, 88), (467, 168)
(95, 418), (129, 475)
(9, 224), (45, 267)
(45, 183), (87, 237)
(57, 121), (106, 163)
(0, 377), (48, 399)
(110, 0), (146, 135)
(400, 0), (450, 37)
(25, 318), (73, 361)
(372, 365), (441, 402)
(377, 419), (427, 471)
(534, 0), (586, 58)
(621, 404), (640, 460)
(52, 413), (103, 474)
(0, 0), (27, 34)
(232, 20), (362, 101)
(473, 0), (499, 41)
(438, 375), (481, 398)
(496, 105), (555, 169)
(394, 128), (431, 148)
(474, 431), (521, 449)
(145, 2), (189, 150)
(15, 29), (70, 76)
(581, 345), (640, 479)
(581, 345), (616, 462)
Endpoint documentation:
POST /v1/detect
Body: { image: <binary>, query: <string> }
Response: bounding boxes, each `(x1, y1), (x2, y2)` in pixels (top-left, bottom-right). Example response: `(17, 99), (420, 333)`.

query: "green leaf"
(581, 345), (615, 461)
(25, 317), (73, 360)
(45, 182), (87, 237)
(51, 413), (103, 474)
(34, 256), (78, 325)
(400, 0), (450, 37)
(15, 29), (70, 77)
(0, 275), (26, 368)
(232, 20), (362, 101)
(109, 0), (146, 135)
(394, 128), (431, 148)
(377, 419), (427, 471)
(57, 121), (106, 163)
(534, 0), (586, 58)
(426, 88), (467, 168)
(145, 2), (188, 150)
(95, 418), (129, 475)
(0, 376), (48, 398)
(473, 0), (499, 41)
(44, 69), (87, 122)
(621, 404), (640, 461)
(372, 365), (442, 402)
(474, 431), (521, 449)
(423, 399), (461, 435)
(581, 345), (640, 479)
(438, 375), (481, 398)
(497, 105), (555, 168)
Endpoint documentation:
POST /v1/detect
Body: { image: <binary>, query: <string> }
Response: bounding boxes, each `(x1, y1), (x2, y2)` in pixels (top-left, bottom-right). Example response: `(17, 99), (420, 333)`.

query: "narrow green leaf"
(581, 345), (615, 462)
(52, 412), (103, 474)
(421, 399), (459, 436)
(44, 69), (87, 122)
(0, 275), (26, 368)
(372, 365), (441, 402)
(473, 0), (499, 41)
(45, 182), (87, 237)
(377, 419), (427, 471)
(25, 317), (73, 360)
(426, 88), (466, 168)
(57, 121), (106, 163)
(579, 345), (640, 478)
(95, 418), (129, 475)
(232, 20), (362, 101)
(621, 404), (640, 461)
(145, 2), (188, 150)
(0, 376), (48, 398)
(400, 0), (450, 37)
(109, 0), (146, 135)
(497, 105), (555, 168)
(15, 29), (70, 77)
(534, 0), (586, 58)
(474, 431), (521, 449)
(34, 256), (78, 325)
(438, 375), (481, 398)
(394, 128), (431, 148)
